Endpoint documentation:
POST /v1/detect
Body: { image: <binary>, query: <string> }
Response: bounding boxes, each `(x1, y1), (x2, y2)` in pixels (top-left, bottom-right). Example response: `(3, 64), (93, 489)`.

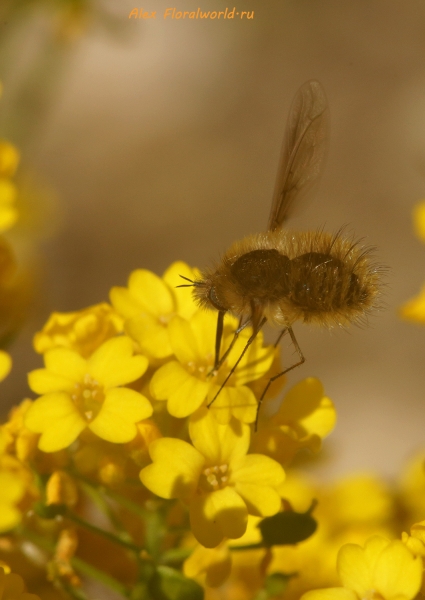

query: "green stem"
(66, 511), (143, 556)
(20, 526), (130, 597)
(228, 542), (264, 551)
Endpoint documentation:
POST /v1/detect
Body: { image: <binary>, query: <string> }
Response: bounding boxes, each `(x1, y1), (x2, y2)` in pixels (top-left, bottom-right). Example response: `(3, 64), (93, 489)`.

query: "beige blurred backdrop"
(0, 0), (424, 480)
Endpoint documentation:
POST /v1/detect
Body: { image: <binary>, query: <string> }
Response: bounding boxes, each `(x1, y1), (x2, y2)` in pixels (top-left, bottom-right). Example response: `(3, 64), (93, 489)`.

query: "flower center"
(71, 373), (105, 422)
(199, 464), (230, 493)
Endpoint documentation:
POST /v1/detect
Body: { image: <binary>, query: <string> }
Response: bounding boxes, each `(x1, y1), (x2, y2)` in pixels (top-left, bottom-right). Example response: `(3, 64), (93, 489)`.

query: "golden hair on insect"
(185, 80), (384, 429)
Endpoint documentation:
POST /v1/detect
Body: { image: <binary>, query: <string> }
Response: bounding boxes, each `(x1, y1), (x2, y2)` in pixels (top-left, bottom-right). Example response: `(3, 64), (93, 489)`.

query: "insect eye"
(209, 286), (226, 311)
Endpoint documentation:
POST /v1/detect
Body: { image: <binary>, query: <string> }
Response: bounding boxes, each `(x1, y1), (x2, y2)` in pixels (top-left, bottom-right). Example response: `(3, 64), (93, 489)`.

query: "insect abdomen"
(288, 251), (373, 324)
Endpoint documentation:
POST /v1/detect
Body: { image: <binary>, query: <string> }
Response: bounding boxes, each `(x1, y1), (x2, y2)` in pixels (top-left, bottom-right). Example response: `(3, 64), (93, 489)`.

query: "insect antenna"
(207, 317), (267, 409)
(254, 326), (305, 431)
(176, 275), (201, 288)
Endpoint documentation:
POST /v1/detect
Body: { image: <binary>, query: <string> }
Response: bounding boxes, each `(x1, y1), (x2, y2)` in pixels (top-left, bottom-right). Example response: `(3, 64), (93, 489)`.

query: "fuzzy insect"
(180, 80), (382, 428)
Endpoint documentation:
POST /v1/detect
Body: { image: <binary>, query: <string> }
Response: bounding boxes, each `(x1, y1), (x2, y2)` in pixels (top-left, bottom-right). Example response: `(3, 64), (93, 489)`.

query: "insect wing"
(268, 80), (329, 231)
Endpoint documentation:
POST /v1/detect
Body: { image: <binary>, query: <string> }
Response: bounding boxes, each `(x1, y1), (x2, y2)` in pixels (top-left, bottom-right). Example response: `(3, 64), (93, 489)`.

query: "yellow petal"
(0, 351), (11, 381)
(151, 362), (209, 418)
(28, 368), (76, 394)
(231, 454), (285, 487)
(277, 378), (326, 422)
(89, 336), (148, 387)
(125, 314), (172, 358)
(0, 503), (22, 532)
(221, 386), (257, 424)
(190, 487), (248, 548)
(413, 201), (425, 242)
(234, 482), (281, 517)
(128, 269), (174, 316)
(167, 375), (209, 418)
(189, 408), (250, 464)
(89, 388), (152, 443)
(168, 316), (200, 364)
(109, 286), (143, 319)
(337, 542), (374, 597)
(0, 141), (20, 177)
(140, 438), (204, 500)
(25, 393), (86, 452)
(400, 285), (425, 324)
(374, 540), (422, 599)
(190, 310), (217, 358)
(163, 262), (200, 320)
(183, 542), (231, 588)
(301, 590), (358, 600)
(44, 347), (87, 380)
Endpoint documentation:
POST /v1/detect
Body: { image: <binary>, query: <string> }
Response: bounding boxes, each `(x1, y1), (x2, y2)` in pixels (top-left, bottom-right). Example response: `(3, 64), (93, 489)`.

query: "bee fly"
(179, 80), (383, 429)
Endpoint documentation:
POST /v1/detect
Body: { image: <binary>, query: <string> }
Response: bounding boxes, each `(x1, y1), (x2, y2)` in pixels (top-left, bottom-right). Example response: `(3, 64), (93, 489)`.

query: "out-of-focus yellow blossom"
(0, 142), (19, 178)
(400, 284), (425, 324)
(267, 473), (395, 599)
(0, 567), (40, 600)
(0, 472), (26, 533)
(0, 350), (11, 381)
(0, 400), (39, 462)
(46, 471), (78, 507)
(183, 542), (232, 587)
(402, 521), (425, 560)
(252, 378), (336, 465)
(400, 202), (425, 323)
(140, 408), (285, 547)
(110, 262), (199, 360)
(0, 141), (19, 232)
(413, 201), (425, 242)
(150, 310), (275, 424)
(33, 303), (124, 358)
(25, 336), (152, 451)
(300, 535), (423, 600)
(398, 451), (425, 523)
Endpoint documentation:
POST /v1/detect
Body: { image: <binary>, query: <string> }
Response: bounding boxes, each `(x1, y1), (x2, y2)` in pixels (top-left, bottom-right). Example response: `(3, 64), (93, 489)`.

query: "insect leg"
(254, 325), (305, 431)
(212, 317), (251, 372)
(207, 317), (267, 408)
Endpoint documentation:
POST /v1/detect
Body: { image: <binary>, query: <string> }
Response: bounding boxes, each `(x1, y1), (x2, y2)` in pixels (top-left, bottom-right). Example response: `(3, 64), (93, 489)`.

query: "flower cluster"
(0, 260), (341, 597)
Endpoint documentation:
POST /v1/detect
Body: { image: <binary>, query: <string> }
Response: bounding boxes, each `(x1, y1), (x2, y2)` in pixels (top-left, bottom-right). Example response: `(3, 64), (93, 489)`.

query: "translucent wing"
(268, 80), (329, 231)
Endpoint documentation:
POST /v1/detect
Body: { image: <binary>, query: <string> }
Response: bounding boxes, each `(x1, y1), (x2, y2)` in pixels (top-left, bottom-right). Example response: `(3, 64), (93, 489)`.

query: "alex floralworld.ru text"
(129, 7), (254, 19)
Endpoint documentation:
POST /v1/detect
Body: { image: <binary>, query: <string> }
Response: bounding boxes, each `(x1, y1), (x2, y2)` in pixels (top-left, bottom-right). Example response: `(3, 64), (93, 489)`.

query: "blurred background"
(0, 0), (424, 480)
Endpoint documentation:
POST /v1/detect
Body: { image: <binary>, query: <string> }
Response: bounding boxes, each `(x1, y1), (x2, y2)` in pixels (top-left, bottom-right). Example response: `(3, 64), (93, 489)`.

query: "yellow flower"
(0, 399), (39, 462)
(0, 179), (18, 232)
(252, 378), (336, 465)
(0, 567), (39, 600)
(0, 142), (19, 178)
(413, 201), (425, 242)
(110, 262), (199, 360)
(150, 310), (275, 424)
(400, 284), (425, 324)
(0, 472), (25, 533)
(33, 303), (124, 358)
(140, 408), (285, 547)
(25, 336), (152, 451)
(300, 536), (423, 600)
(0, 350), (11, 382)
(183, 542), (231, 587)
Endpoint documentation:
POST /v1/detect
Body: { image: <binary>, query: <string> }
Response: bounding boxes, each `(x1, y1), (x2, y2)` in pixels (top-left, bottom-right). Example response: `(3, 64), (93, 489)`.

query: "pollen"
(201, 464), (230, 491)
(71, 374), (105, 421)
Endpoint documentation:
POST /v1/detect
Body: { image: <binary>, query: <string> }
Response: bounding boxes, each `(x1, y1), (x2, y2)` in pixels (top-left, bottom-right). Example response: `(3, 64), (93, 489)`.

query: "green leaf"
(33, 501), (67, 519)
(258, 507), (317, 546)
(264, 572), (295, 595)
(253, 572), (296, 600)
(148, 566), (204, 600)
